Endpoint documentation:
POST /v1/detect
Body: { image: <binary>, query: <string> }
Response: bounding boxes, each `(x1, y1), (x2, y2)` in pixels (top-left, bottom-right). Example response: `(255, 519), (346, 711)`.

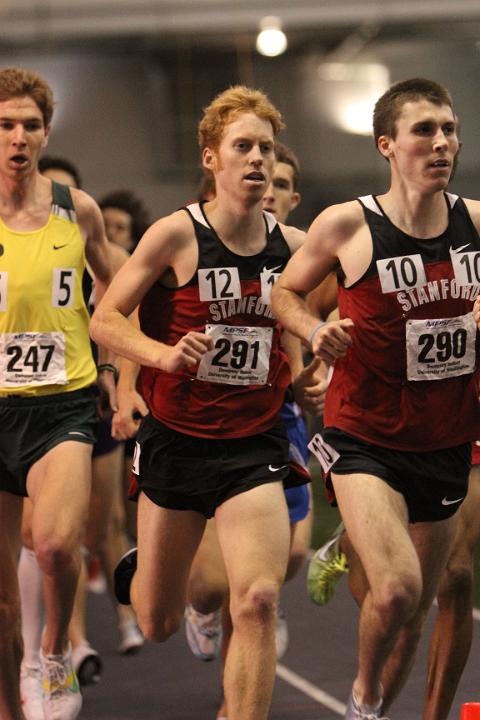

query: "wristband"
(97, 363), (119, 383)
(308, 321), (326, 348)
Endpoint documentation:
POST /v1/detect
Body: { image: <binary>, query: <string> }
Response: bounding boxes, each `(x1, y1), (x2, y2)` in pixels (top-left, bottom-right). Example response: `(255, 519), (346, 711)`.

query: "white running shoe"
(275, 605), (289, 659)
(344, 690), (389, 719)
(117, 619), (144, 654)
(185, 604), (222, 661)
(40, 644), (82, 720)
(20, 663), (45, 720)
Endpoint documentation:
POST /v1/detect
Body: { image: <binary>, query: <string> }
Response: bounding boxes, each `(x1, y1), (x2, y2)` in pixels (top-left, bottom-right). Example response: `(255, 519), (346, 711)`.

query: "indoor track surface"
(80, 561), (479, 719)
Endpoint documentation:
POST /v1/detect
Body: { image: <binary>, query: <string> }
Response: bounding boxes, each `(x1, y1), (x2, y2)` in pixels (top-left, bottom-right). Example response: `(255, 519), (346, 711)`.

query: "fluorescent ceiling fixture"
(318, 62), (390, 136)
(256, 16), (287, 57)
(340, 99), (378, 135)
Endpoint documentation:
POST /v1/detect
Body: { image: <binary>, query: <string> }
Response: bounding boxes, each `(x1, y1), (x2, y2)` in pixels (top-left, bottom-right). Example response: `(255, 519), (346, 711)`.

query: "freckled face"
(204, 112), (276, 200)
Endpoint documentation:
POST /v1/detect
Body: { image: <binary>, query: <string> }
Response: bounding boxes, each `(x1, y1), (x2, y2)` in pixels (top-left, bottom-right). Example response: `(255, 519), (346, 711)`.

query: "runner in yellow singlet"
(0, 67), (113, 720)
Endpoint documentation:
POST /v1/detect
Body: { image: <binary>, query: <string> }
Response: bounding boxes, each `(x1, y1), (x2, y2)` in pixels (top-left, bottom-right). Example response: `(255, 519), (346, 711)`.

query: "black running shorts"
(322, 427), (471, 523)
(130, 414), (306, 518)
(0, 387), (97, 497)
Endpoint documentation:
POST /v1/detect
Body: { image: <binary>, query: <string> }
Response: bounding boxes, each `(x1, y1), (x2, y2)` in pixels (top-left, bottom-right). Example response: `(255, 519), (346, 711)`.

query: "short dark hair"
(39, 155), (82, 189)
(373, 77), (454, 148)
(275, 141), (300, 191)
(98, 190), (150, 248)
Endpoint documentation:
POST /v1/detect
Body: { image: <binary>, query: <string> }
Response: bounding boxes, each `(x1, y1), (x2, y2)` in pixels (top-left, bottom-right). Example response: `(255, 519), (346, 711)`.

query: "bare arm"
(271, 203), (359, 363)
(73, 190), (117, 403)
(112, 309), (148, 440)
(278, 223), (328, 413)
(74, 189), (113, 305)
(464, 199), (480, 331)
(307, 272), (338, 321)
(90, 211), (212, 372)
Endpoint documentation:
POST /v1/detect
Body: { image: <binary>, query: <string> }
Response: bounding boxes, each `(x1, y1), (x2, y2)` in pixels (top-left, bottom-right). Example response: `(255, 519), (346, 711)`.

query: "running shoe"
(275, 605), (289, 659)
(20, 663), (45, 720)
(40, 644), (82, 720)
(114, 547), (137, 605)
(117, 619), (144, 654)
(307, 521), (348, 605)
(71, 641), (102, 685)
(184, 604), (222, 661)
(344, 690), (388, 719)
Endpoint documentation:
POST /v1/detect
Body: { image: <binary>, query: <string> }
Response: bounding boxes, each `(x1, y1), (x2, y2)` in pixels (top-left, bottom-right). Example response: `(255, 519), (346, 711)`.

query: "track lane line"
(276, 662), (346, 715)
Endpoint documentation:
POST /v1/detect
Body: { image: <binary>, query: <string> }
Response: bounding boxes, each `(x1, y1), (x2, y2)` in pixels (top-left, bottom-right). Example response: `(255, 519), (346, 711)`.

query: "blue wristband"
(308, 321), (325, 348)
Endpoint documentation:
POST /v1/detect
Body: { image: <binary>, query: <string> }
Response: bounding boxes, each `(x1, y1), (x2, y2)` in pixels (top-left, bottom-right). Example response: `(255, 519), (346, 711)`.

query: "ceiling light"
(256, 16), (287, 58)
(317, 62), (390, 136)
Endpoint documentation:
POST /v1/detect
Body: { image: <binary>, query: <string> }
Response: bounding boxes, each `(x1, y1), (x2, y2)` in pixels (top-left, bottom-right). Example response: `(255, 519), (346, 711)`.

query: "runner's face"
(263, 161), (299, 223)
(207, 112), (275, 201)
(381, 100), (458, 193)
(102, 207), (134, 252)
(0, 96), (49, 180)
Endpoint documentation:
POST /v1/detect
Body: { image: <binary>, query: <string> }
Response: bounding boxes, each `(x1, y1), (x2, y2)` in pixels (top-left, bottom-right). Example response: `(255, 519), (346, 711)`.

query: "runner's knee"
(371, 573), (421, 626)
(34, 535), (78, 575)
(230, 580), (280, 628)
(136, 607), (183, 643)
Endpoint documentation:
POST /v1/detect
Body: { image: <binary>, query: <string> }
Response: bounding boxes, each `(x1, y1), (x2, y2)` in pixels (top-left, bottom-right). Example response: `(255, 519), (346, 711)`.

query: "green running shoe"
(307, 521), (348, 606)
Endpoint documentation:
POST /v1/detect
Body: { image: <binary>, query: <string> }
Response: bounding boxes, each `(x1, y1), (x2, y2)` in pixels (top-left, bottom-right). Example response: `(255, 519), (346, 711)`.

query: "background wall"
(2, 2), (480, 229)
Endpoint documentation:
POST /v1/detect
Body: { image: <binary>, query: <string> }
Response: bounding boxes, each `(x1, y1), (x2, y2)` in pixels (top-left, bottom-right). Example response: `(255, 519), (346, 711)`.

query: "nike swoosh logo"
(441, 496), (464, 506)
(268, 464), (288, 472)
(451, 243), (471, 254)
(262, 265), (282, 275)
(53, 244), (67, 250)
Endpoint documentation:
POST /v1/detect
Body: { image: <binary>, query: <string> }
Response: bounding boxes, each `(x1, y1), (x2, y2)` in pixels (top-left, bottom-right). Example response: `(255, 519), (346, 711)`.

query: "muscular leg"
(131, 492), (206, 642)
(215, 482), (290, 720)
(68, 447), (119, 654)
(423, 466), (480, 720)
(380, 516), (458, 709)
(0, 491), (26, 720)
(332, 472), (423, 708)
(333, 475), (459, 711)
(216, 492), (310, 719)
(188, 518), (229, 613)
(343, 533), (369, 607)
(27, 441), (92, 656)
(86, 445), (140, 634)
